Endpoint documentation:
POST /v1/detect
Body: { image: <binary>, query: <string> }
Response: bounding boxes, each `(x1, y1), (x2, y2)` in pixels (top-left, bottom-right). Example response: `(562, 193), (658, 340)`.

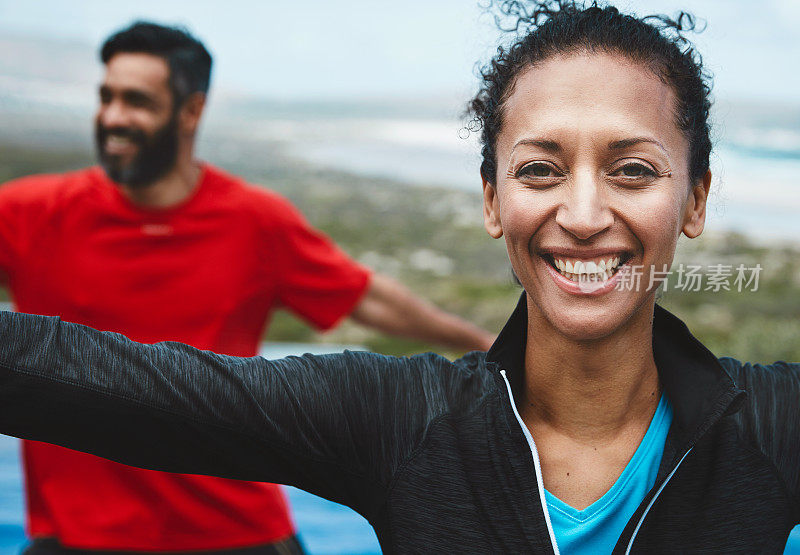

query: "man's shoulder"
(203, 164), (305, 224)
(0, 167), (99, 203)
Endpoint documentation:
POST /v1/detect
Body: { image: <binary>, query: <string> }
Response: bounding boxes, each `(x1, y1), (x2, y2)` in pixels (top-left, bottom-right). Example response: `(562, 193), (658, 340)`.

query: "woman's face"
(483, 52), (711, 341)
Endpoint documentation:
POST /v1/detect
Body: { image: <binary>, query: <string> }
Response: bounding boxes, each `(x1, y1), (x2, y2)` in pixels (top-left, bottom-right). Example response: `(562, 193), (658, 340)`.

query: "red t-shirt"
(0, 164), (371, 551)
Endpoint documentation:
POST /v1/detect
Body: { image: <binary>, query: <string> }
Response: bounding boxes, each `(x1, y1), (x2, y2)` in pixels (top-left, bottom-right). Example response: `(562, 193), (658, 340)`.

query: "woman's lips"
(543, 254), (631, 295)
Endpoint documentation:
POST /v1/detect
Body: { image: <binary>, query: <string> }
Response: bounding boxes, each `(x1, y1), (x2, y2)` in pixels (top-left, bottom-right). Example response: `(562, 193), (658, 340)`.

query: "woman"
(0, 1), (797, 553)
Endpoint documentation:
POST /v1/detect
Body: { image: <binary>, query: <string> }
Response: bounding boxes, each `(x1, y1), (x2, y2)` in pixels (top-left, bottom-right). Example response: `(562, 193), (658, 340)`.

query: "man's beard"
(95, 115), (179, 188)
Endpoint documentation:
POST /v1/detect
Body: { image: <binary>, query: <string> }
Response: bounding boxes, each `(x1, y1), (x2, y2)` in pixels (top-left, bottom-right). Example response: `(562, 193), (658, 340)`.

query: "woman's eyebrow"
(511, 138), (561, 153)
(608, 137), (667, 153)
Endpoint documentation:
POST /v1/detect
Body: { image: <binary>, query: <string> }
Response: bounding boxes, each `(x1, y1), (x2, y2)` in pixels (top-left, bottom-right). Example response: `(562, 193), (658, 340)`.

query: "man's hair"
(101, 21), (213, 105)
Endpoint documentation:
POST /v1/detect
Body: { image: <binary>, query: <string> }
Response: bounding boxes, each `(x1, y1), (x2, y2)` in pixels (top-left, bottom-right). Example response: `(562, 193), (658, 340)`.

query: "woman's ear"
(482, 177), (503, 239)
(682, 170), (711, 239)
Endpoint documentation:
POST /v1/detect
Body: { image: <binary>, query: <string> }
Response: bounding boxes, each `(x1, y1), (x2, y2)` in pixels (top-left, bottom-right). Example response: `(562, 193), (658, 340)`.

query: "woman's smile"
(538, 248), (634, 295)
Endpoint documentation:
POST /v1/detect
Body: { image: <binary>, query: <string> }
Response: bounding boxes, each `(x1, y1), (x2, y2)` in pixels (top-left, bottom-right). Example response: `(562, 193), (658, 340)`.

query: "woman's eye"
(518, 163), (559, 178)
(613, 163), (657, 178)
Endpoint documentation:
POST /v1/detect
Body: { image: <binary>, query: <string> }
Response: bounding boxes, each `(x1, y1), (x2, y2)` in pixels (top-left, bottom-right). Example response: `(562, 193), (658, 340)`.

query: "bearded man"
(0, 21), (493, 555)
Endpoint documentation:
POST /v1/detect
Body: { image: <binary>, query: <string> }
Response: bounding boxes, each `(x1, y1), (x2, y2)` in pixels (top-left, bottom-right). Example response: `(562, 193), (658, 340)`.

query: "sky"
(0, 0), (798, 103)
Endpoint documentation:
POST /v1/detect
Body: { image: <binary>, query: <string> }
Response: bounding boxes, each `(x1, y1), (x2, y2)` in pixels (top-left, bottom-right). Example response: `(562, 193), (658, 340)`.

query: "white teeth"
(551, 254), (626, 283)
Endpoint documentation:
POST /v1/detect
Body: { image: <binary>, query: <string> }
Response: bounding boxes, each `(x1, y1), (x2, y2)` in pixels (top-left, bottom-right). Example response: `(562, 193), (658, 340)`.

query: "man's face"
(95, 53), (179, 187)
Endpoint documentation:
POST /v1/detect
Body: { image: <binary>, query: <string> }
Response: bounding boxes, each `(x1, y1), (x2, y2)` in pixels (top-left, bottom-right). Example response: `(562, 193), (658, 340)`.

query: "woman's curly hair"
(468, 0), (712, 186)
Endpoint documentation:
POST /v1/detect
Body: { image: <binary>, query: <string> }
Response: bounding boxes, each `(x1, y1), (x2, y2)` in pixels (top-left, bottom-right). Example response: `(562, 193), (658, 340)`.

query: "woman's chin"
(552, 317), (621, 342)
(534, 295), (653, 343)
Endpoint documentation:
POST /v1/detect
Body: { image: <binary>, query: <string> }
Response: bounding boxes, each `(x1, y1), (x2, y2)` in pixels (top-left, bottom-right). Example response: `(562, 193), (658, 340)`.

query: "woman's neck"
(522, 300), (661, 442)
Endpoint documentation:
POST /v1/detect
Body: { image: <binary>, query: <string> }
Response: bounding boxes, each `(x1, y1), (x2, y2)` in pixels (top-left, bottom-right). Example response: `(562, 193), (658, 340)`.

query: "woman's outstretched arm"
(0, 310), (453, 517)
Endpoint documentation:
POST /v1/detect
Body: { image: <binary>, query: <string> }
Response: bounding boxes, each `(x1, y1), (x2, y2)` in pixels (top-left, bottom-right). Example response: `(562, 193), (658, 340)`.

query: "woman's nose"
(554, 171), (614, 240)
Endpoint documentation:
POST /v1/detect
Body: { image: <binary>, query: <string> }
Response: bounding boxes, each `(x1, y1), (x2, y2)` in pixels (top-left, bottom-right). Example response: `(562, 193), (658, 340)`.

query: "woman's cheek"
(618, 189), (686, 259)
(500, 186), (554, 234)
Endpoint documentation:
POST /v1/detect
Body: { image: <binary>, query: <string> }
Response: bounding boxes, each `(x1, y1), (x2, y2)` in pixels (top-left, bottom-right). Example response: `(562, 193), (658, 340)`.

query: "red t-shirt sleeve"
(0, 177), (37, 287)
(0, 173), (74, 290)
(0, 189), (16, 286)
(264, 193), (371, 331)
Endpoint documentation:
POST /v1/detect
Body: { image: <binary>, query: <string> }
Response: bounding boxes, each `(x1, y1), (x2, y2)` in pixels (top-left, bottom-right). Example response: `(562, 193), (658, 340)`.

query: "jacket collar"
(486, 293), (745, 447)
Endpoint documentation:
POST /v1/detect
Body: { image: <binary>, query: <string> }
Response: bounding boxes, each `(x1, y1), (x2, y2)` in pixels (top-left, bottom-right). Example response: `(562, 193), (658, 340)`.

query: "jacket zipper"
(500, 369), (560, 555)
(623, 447), (693, 554)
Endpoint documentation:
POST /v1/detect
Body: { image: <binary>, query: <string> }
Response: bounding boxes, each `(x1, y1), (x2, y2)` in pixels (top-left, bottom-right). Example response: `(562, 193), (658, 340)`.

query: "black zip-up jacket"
(0, 296), (798, 553)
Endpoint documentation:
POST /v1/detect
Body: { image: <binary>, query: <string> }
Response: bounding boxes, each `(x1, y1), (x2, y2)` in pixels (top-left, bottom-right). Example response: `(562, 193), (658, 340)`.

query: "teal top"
(545, 394), (673, 554)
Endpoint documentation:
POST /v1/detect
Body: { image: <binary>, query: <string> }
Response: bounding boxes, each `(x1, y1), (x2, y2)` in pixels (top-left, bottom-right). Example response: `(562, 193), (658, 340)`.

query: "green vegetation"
(1, 138), (798, 363)
(0, 143), (93, 184)
(662, 236), (800, 362)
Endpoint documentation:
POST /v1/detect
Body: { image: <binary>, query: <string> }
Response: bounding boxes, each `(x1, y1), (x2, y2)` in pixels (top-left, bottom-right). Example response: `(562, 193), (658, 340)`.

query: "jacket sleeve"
(0, 310), (452, 518)
(721, 358), (800, 516)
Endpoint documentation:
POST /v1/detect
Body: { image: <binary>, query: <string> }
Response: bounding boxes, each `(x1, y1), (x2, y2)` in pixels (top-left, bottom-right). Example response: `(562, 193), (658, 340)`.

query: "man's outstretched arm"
(267, 193), (493, 352)
(349, 273), (494, 353)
